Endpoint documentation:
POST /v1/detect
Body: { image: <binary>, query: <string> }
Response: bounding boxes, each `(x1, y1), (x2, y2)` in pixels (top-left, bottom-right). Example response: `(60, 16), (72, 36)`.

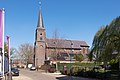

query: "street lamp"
(66, 40), (73, 76)
(36, 58), (38, 71)
(45, 43), (47, 61)
(70, 41), (73, 75)
(53, 41), (58, 71)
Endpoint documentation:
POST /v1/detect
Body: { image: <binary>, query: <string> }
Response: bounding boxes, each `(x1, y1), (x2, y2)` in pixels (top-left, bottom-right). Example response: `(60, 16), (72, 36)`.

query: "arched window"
(40, 45), (44, 48)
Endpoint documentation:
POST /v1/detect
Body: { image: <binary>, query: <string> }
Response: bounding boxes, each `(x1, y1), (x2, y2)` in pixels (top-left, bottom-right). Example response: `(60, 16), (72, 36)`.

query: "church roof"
(46, 39), (89, 49)
(37, 9), (44, 29)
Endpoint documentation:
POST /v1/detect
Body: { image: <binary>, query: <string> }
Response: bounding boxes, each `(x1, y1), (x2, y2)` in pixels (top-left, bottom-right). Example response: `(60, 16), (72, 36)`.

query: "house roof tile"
(46, 38), (89, 49)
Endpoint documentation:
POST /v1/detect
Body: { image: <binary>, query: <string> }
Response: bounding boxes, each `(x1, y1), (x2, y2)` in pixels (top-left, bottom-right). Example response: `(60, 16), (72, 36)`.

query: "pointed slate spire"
(37, 2), (44, 29)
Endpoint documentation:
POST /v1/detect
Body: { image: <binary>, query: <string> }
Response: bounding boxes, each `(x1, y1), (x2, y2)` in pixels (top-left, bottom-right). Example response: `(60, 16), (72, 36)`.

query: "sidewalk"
(41, 72), (96, 80)
(12, 74), (32, 80)
(42, 72), (66, 77)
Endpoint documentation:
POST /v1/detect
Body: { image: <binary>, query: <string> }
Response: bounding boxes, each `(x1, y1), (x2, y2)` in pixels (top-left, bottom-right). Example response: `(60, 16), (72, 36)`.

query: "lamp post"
(53, 41), (58, 71)
(70, 41), (73, 76)
(66, 40), (73, 76)
(44, 43), (47, 63)
(45, 43), (47, 61)
(36, 58), (38, 71)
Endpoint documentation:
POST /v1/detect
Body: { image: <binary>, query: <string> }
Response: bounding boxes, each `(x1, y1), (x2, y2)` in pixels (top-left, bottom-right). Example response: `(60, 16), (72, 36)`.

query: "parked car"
(30, 66), (36, 71)
(11, 68), (19, 76)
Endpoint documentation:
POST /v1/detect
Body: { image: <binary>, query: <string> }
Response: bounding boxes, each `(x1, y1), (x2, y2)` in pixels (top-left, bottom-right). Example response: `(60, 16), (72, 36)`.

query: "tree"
(17, 43), (34, 67)
(50, 29), (65, 60)
(90, 16), (120, 66)
(89, 27), (106, 61)
(10, 48), (17, 60)
(4, 42), (16, 57)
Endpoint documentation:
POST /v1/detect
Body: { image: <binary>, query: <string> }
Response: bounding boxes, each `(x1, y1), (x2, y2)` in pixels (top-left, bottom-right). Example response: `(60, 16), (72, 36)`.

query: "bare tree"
(17, 43), (34, 67)
(51, 29), (65, 60)
(49, 29), (65, 71)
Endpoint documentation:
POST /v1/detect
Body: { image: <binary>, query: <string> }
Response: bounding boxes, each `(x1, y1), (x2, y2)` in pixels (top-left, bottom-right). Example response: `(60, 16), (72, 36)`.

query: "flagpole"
(7, 36), (11, 80)
(2, 8), (5, 78)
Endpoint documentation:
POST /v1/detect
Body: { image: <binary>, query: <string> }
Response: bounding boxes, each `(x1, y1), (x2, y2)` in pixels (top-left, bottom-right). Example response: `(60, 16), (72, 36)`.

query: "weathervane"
(39, 0), (42, 9)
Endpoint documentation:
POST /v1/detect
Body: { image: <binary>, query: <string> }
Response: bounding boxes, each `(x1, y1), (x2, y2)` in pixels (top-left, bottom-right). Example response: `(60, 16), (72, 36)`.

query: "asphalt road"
(12, 69), (96, 80)
(12, 69), (57, 80)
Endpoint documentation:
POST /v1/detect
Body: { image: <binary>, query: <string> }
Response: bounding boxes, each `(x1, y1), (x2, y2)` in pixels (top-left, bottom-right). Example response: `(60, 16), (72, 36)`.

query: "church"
(34, 7), (89, 68)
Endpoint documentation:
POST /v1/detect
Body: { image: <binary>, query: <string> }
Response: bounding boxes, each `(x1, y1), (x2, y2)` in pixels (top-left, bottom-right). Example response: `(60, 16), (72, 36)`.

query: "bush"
(60, 69), (69, 75)
(48, 68), (56, 73)
(48, 64), (56, 73)
(109, 59), (119, 70)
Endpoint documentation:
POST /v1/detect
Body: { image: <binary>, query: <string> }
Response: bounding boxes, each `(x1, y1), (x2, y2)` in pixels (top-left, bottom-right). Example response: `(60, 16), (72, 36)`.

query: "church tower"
(34, 5), (46, 67)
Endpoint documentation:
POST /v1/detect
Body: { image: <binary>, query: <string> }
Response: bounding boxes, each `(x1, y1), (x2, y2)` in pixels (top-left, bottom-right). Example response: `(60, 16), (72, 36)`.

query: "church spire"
(37, 1), (44, 28)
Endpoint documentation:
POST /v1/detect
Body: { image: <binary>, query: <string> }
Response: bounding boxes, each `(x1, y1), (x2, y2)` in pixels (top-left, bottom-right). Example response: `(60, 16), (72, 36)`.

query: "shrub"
(48, 68), (56, 73)
(109, 59), (119, 70)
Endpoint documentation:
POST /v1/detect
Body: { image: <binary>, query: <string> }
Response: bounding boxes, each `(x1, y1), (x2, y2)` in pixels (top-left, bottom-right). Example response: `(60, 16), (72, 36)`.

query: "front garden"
(57, 62), (119, 80)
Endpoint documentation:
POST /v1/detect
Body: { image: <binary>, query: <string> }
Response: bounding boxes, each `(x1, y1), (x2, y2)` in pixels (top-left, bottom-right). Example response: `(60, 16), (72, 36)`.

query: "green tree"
(89, 26), (106, 61)
(4, 42), (16, 57)
(90, 16), (120, 66)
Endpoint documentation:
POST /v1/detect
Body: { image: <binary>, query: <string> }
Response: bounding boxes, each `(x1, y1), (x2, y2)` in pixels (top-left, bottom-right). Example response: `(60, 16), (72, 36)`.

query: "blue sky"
(0, 0), (120, 49)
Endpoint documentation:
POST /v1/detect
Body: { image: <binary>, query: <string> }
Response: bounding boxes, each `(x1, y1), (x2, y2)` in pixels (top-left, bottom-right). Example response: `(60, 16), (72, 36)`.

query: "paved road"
(12, 69), (96, 80)
(13, 69), (56, 80)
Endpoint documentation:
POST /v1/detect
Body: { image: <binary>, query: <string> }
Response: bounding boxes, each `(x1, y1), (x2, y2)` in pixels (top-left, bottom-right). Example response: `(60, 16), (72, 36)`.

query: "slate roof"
(37, 8), (44, 29)
(46, 38), (89, 49)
